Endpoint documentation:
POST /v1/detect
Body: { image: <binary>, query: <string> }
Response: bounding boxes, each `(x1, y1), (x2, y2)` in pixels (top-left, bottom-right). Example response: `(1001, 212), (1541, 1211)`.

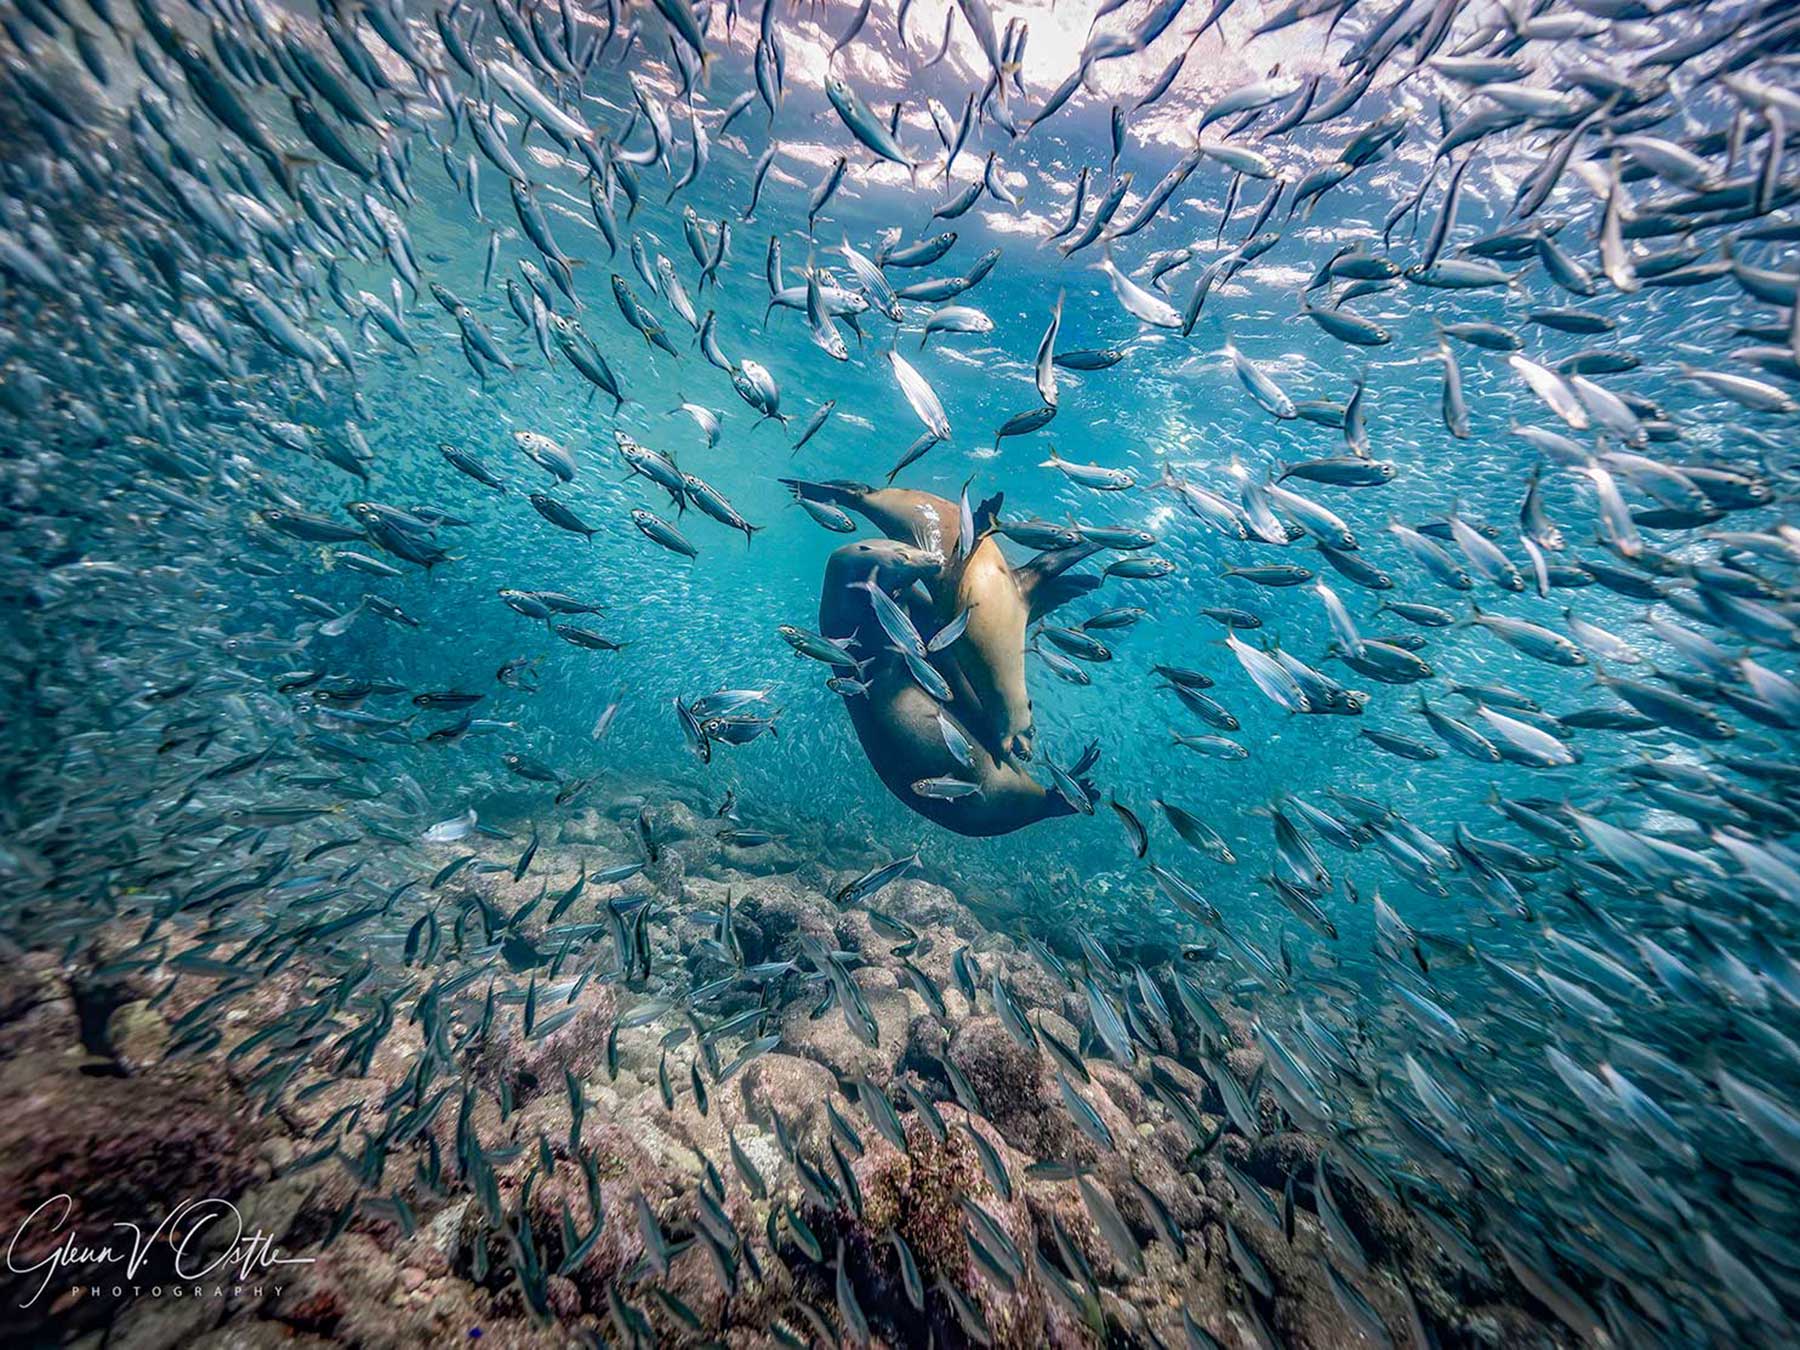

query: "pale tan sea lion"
(784, 478), (1100, 763)
(816, 540), (1090, 836)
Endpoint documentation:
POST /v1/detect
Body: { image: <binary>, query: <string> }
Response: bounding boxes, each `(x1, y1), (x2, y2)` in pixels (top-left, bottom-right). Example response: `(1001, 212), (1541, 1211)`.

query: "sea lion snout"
(1004, 725), (1035, 762)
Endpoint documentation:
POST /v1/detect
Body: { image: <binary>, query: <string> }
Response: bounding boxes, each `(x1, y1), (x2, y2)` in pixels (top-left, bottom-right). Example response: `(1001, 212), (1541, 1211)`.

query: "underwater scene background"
(1, 0), (1798, 1345)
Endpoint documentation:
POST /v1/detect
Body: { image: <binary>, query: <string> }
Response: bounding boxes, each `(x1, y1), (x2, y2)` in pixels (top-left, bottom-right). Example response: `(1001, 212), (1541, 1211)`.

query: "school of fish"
(0, 0), (1798, 1344)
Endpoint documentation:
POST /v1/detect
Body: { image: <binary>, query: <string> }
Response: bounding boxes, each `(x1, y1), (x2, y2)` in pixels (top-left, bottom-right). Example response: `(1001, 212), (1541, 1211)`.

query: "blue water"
(300, 75), (1731, 950)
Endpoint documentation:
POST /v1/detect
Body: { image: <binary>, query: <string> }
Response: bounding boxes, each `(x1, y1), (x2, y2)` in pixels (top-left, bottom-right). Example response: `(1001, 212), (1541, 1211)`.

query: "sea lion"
(783, 478), (1100, 763)
(817, 539), (1094, 836)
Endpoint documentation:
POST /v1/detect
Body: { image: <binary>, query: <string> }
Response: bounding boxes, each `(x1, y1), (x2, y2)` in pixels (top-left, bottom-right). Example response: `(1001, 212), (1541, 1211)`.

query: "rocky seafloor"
(0, 791), (1567, 1348)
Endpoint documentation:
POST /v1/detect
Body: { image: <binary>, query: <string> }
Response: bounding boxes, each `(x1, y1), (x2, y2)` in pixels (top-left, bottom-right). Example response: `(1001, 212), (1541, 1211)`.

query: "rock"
(889, 930), (980, 1023)
(543, 1274), (580, 1321)
(275, 1233), (573, 1350)
(716, 839), (808, 877)
(1224, 1044), (1264, 1086)
(556, 809), (623, 847)
(0, 946), (54, 1016)
(643, 798), (706, 845)
(732, 879), (837, 961)
(105, 1000), (169, 1071)
(1229, 1211), (1399, 1350)
(189, 1322), (337, 1350)
(738, 1054), (840, 1157)
(109, 1292), (223, 1350)
(786, 856), (842, 897)
(0, 869), (1572, 1350)
(988, 942), (1066, 1014)
(1326, 1160), (1414, 1268)
(256, 1137), (296, 1175)
(878, 878), (977, 936)
(475, 1117), (680, 1320)
(843, 1111), (1091, 1350)
(901, 1013), (949, 1073)
(643, 846), (686, 894)
(1089, 1061), (1149, 1128)
(1243, 1130), (1323, 1193)
(0, 957), (83, 1097)
(469, 980), (619, 1102)
(778, 966), (908, 1082)
(946, 1017), (1062, 1158)
(0, 1050), (270, 1342)
(233, 1176), (310, 1250)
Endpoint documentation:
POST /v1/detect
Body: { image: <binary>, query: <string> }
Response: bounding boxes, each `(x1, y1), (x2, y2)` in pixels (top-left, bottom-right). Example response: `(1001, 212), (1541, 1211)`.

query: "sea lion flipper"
(1017, 544), (1104, 622)
(1023, 570), (1102, 623)
(972, 491), (1004, 538)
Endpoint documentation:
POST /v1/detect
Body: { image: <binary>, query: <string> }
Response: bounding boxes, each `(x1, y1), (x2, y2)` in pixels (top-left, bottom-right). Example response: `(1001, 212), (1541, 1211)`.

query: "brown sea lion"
(816, 539), (1094, 836)
(783, 478), (1100, 763)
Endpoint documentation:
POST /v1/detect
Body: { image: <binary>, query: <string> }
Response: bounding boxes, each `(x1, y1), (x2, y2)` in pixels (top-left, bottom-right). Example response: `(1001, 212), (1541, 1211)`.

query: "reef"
(0, 791), (1565, 1348)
